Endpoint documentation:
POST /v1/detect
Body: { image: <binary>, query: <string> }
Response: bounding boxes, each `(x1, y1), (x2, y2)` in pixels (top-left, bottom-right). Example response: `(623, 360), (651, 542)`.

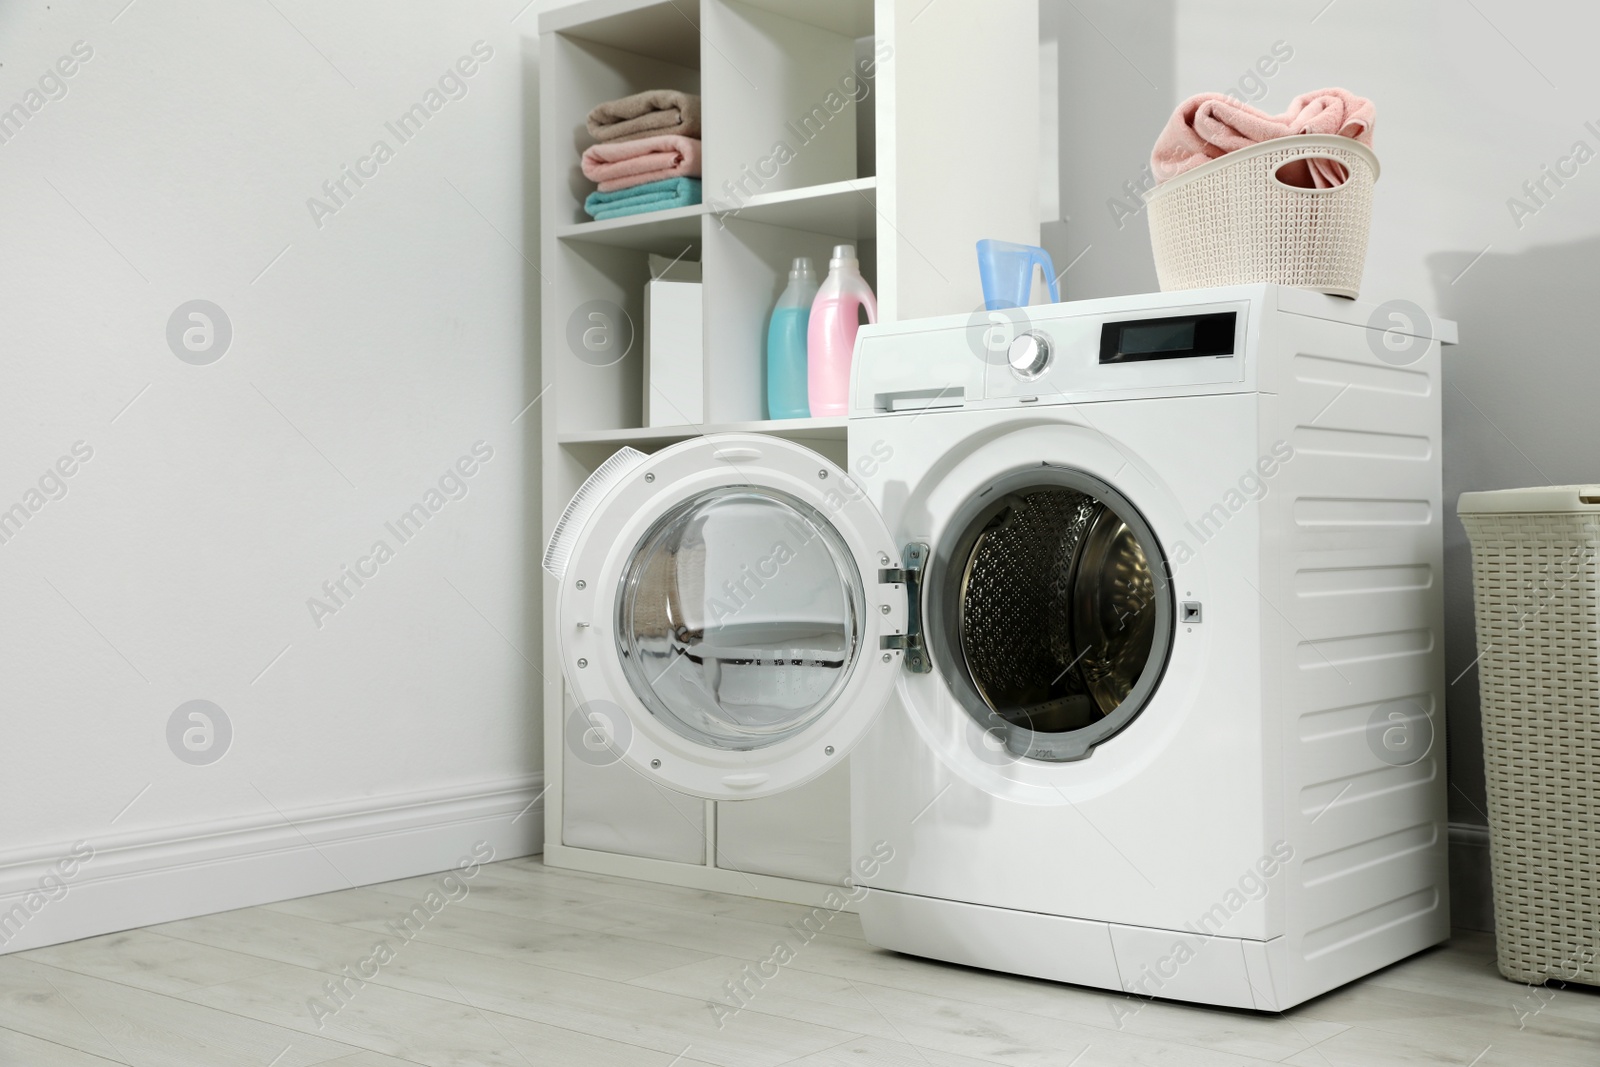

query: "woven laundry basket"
(1144, 134), (1379, 299)
(1459, 486), (1600, 986)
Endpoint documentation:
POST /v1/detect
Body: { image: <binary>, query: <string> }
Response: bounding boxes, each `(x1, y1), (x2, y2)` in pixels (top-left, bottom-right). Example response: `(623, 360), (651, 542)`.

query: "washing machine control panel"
(853, 296), (1255, 416)
(985, 299), (1250, 403)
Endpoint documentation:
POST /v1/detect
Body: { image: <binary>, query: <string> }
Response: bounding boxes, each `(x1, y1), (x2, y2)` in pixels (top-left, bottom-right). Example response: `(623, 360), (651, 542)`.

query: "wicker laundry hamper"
(1144, 134), (1378, 299)
(1459, 486), (1600, 986)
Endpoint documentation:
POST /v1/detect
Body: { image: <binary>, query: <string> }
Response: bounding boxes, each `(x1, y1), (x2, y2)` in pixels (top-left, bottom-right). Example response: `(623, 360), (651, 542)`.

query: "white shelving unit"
(539, 0), (1039, 904)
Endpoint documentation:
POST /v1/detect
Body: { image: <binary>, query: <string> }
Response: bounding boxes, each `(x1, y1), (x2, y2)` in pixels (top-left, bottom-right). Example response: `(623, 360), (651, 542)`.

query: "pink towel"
(1151, 88), (1375, 188)
(581, 134), (703, 193)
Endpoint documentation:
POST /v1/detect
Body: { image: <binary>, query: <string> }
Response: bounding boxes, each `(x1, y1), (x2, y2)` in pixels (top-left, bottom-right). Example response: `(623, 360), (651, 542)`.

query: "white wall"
(0, 0), (544, 952)
(1048, 0), (1600, 926)
(5, 0), (1579, 948)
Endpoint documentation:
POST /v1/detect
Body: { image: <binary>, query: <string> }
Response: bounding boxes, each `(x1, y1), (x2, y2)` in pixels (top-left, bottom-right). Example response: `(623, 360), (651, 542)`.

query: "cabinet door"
(561, 689), (706, 864)
(716, 761), (850, 882)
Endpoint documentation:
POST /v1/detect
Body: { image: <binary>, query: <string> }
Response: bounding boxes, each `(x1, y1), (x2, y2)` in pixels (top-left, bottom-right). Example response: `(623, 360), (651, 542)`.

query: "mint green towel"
(584, 178), (701, 221)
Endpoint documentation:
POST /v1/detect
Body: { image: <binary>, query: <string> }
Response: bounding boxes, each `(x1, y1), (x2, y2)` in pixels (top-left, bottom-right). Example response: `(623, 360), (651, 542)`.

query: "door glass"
(617, 487), (864, 751)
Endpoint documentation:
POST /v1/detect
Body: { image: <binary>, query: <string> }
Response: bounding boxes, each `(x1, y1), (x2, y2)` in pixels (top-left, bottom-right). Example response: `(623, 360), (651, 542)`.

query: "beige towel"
(587, 90), (702, 144)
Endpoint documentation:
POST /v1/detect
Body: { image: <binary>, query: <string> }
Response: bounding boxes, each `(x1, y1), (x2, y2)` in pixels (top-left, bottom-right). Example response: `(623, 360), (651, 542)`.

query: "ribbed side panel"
(1265, 310), (1450, 1004)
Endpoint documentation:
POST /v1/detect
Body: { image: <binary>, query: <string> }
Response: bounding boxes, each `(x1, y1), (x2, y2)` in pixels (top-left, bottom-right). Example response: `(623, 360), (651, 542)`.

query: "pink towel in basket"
(581, 134), (703, 193)
(1151, 88), (1375, 188)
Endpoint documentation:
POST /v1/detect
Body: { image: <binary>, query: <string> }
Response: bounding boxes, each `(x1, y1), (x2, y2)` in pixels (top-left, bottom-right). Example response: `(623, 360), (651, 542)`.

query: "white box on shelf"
(643, 253), (703, 428)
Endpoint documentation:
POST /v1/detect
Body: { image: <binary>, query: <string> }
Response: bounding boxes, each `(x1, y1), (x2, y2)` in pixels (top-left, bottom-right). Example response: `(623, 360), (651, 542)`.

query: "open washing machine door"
(543, 434), (912, 801)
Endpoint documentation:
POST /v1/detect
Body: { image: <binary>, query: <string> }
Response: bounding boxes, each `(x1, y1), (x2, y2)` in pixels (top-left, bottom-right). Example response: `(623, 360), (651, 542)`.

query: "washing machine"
(543, 283), (1455, 1011)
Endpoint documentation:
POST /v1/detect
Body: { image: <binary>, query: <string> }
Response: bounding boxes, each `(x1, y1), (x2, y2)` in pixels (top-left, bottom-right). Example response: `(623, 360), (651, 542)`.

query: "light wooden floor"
(2, 856), (1597, 1066)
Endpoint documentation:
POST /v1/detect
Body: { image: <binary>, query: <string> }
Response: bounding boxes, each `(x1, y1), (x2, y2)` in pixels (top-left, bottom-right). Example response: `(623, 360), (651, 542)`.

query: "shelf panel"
(559, 416), (847, 450)
(715, 177), (878, 238)
(552, 176), (878, 255)
(556, 204), (705, 256)
(732, 0), (873, 38)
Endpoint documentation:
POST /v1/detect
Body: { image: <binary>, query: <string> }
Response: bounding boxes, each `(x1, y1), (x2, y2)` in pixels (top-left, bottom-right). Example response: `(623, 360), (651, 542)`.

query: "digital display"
(1121, 321), (1195, 355)
(1099, 312), (1237, 364)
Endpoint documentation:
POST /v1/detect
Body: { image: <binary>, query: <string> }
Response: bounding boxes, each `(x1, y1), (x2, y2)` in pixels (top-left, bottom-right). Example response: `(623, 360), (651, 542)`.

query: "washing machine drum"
(931, 469), (1174, 762)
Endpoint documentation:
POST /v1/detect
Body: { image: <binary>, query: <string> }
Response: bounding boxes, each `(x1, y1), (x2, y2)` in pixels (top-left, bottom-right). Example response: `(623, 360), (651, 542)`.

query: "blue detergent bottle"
(766, 257), (818, 420)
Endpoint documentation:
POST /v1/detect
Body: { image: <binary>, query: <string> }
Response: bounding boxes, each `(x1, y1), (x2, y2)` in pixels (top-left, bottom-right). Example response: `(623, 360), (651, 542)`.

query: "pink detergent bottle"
(806, 244), (877, 417)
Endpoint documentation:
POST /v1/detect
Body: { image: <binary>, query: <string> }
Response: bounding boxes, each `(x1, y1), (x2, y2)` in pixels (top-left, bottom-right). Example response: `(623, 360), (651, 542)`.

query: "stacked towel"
(580, 89), (704, 220)
(582, 134), (702, 193)
(584, 177), (703, 222)
(1151, 88), (1374, 188)
(587, 89), (701, 143)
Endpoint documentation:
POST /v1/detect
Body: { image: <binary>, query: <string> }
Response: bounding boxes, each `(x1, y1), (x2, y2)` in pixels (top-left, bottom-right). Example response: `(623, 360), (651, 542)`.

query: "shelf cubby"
(548, 238), (652, 436)
(704, 211), (876, 425)
(544, 2), (701, 230)
(701, 0), (869, 202)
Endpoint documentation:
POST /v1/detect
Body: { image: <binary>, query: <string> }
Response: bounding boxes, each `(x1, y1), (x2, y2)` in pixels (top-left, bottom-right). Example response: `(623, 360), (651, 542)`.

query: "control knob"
(1007, 331), (1051, 379)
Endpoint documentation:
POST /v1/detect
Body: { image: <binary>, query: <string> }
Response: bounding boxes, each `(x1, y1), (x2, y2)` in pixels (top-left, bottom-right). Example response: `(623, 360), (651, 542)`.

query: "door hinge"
(879, 542), (929, 673)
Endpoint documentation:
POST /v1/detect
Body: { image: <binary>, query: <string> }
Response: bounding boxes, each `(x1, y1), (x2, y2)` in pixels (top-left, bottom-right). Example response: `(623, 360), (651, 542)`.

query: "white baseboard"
(0, 774), (545, 955)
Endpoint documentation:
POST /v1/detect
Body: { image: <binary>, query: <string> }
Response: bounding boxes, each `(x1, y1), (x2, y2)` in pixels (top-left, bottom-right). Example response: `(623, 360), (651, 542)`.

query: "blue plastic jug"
(977, 240), (1059, 310)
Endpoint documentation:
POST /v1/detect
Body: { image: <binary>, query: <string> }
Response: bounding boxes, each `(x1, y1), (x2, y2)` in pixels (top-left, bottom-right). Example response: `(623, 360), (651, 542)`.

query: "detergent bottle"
(765, 257), (818, 420)
(806, 244), (877, 417)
